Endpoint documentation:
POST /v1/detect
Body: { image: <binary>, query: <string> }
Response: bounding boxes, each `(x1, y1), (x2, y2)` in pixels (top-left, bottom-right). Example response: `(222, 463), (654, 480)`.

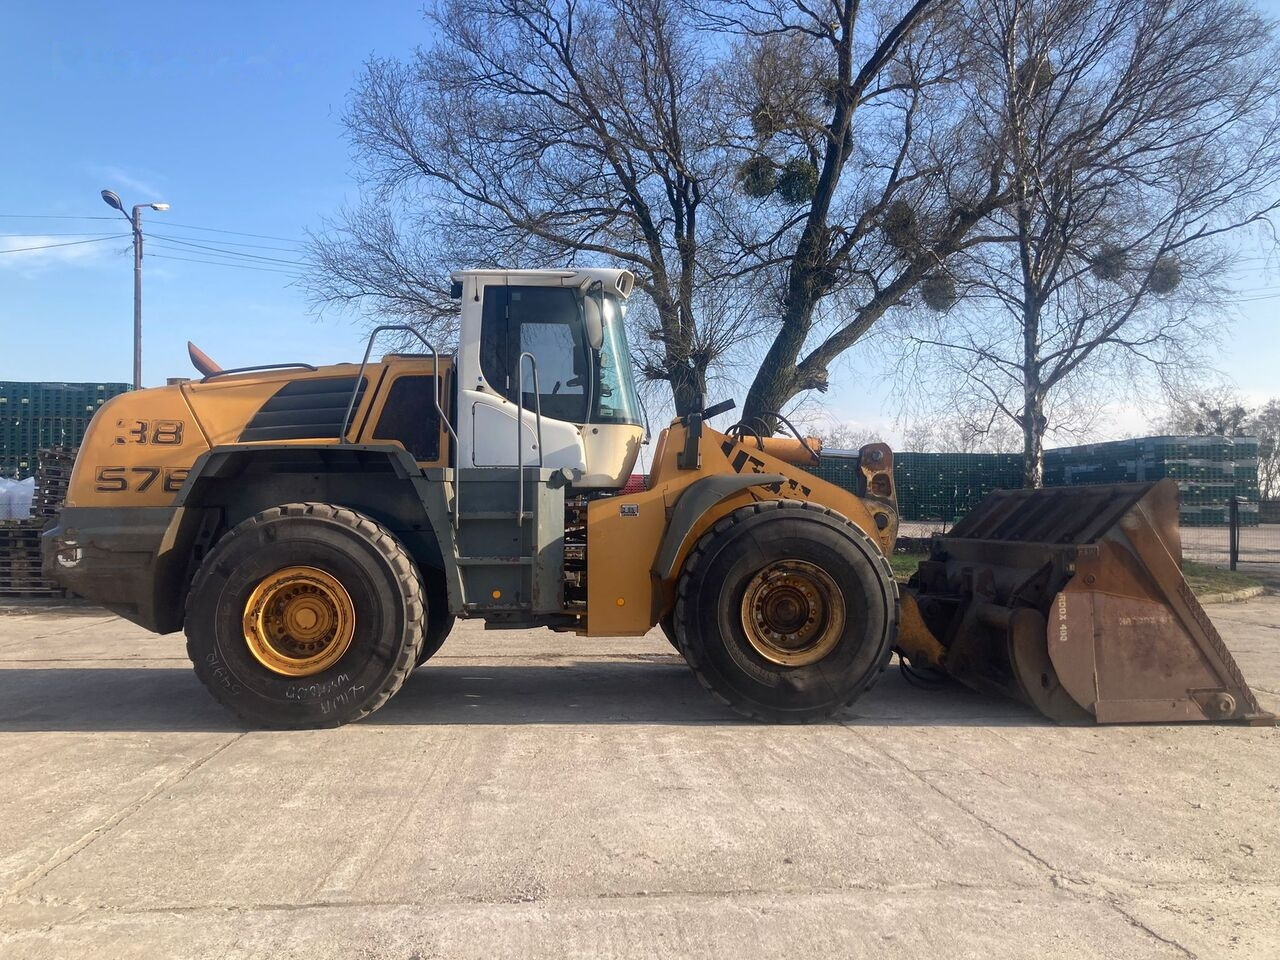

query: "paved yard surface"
(0, 596), (1277, 959)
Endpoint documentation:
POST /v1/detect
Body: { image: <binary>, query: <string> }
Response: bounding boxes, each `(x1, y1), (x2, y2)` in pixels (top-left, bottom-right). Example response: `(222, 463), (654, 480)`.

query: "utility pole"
(100, 189), (169, 389)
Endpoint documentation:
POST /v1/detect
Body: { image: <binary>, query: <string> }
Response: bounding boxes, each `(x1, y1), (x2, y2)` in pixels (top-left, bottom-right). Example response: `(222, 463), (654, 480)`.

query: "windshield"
(484, 283), (642, 427)
(592, 295), (643, 426)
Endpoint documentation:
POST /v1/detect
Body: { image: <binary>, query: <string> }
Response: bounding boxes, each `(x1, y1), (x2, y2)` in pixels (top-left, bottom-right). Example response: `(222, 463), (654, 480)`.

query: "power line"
(0, 231), (122, 238)
(150, 247), (306, 273)
(149, 241), (307, 270)
(149, 234), (306, 266)
(0, 213), (306, 244)
(154, 220), (304, 244)
(0, 214), (118, 221)
(149, 253), (306, 277)
(0, 235), (130, 254)
(152, 230), (302, 252)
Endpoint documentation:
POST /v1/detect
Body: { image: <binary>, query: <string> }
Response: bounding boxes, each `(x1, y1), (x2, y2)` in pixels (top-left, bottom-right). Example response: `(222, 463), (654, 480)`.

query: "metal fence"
(895, 498), (1280, 570)
(1224, 499), (1280, 570)
(1177, 499), (1280, 570)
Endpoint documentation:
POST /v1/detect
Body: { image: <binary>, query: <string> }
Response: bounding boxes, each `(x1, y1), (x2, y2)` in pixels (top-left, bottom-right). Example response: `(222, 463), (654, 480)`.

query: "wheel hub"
(242, 566), (355, 677)
(740, 559), (844, 667)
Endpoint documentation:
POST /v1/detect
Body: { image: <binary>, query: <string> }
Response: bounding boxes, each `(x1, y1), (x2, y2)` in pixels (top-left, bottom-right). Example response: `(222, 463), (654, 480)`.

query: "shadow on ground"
(0, 655), (1042, 733)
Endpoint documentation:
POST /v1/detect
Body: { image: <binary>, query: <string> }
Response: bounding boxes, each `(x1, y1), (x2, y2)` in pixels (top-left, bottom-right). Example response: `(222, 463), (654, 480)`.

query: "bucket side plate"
(914, 479), (1274, 725)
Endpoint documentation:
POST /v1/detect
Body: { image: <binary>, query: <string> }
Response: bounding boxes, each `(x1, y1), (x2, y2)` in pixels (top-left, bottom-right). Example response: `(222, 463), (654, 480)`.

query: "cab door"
(464, 282), (588, 470)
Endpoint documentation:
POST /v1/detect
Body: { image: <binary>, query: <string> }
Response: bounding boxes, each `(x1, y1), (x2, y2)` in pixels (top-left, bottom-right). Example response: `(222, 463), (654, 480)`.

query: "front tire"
(185, 503), (425, 728)
(674, 500), (897, 723)
(659, 612), (679, 651)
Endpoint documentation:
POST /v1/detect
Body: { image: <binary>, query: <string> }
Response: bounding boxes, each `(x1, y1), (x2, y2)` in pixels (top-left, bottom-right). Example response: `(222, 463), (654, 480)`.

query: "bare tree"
(310, 0), (1007, 427)
(793, 407), (886, 450)
(306, 0), (749, 415)
(307, 205), (465, 344)
(703, 0), (1017, 427)
(899, 0), (1280, 486)
(1161, 386), (1254, 436)
(1248, 399), (1280, 499)
(899, 409), (1023, 452)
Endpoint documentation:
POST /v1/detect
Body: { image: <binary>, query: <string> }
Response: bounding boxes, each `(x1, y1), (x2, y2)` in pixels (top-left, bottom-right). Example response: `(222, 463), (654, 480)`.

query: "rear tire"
(185, 503), (425, 728)
(674, 500), (897, 723)
(415, 572), (455, 667)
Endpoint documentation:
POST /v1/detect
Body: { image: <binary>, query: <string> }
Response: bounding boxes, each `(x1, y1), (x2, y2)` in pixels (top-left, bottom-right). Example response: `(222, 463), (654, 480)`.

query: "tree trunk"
(669, 362), (706, 417)
(1021, 393), (1045, 488)
(741, 239), (826, 430)
(649, 273), (708, 417)
(741, 347), (799, 431)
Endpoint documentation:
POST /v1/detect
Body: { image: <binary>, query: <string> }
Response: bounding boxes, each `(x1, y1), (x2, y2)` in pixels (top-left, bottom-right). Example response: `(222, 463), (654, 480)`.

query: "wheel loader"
(42, 268), (1273, 727)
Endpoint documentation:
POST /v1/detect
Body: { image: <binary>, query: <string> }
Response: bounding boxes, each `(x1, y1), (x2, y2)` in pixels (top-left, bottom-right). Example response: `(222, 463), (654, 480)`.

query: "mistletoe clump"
(882, 199), (920, 250)
(750, 102), (782, 140)
(1016, 56), (1056, 98)
(921, 273), (958, 312)
(737, 156), (777, 198)
(1090, 243), (1128, 282)
(776, 157), (819, 204)
(1149, 256), (1183, 294)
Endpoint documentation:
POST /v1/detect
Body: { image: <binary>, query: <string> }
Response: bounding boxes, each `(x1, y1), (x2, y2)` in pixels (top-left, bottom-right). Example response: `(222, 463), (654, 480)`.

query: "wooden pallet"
(0, 515), (55, 595)
(0, 450), (75, 596)
(32, 450), (74, 518)
(0, 587), (66, 598)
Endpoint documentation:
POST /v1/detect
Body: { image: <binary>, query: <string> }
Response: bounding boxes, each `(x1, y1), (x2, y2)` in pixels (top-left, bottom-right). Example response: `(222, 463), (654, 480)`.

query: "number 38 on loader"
(43, 269), (1273, 728)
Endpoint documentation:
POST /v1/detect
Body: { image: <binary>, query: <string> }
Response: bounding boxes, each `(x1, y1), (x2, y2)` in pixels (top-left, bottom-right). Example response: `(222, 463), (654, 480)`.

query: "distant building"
(0, 381), (131, 479)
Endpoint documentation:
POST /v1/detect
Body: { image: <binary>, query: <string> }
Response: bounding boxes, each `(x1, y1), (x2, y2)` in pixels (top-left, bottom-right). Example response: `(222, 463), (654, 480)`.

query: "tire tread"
(185, 502), (426, 728)
(673, 499), (898, 723)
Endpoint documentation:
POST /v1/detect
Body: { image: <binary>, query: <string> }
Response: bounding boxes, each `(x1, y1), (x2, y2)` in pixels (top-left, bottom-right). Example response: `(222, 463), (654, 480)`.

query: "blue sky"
(0, 1), (425, 385)
(0, 1), (1277, 442)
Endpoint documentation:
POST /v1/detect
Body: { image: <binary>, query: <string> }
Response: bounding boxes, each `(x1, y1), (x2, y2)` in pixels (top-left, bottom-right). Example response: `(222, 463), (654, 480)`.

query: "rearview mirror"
(582, 282), (605, 351)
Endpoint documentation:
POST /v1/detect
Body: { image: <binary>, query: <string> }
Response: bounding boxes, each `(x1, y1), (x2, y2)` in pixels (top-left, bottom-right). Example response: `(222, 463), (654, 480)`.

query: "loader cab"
(452, 268), (645, 489)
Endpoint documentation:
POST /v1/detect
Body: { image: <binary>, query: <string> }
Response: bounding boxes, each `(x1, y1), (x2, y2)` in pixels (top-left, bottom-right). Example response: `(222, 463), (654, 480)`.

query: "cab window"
(479, 285), (590, 423)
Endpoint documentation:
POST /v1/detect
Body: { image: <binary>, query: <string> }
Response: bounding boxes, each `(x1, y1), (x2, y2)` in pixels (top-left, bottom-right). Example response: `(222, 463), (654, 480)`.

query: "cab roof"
(449, 267), (634, 299)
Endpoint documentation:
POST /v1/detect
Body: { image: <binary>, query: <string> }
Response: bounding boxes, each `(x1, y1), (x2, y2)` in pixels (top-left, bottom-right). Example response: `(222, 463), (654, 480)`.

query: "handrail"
(341, 324), (461, 527)
(515, 351), (545, 525)
(200, 362), (318, 382)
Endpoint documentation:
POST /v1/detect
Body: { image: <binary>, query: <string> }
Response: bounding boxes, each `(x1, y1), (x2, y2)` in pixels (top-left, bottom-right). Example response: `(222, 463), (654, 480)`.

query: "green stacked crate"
(808, 452), (864, 493)
(1232, 438), (1261, 508)
(1044, 435), (1259, 526)
(894, 452), (1022, 522)
(1045, 439), (1140, 486)
(813, 434), (1260, 527)
(0, 381), (129, 478)
(811, 451), (1022, 522)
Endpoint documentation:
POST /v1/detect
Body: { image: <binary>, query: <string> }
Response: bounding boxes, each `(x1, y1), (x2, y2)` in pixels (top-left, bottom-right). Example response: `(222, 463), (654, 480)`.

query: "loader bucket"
(903, 479), (1274, 724)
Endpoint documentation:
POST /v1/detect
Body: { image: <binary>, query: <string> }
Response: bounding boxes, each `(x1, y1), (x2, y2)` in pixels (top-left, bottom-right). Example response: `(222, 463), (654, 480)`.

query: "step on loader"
(41, 267), (1273, 728)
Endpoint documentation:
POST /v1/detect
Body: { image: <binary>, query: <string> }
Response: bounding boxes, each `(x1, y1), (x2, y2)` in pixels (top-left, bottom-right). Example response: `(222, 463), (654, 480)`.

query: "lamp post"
(100, 189), (169, 389)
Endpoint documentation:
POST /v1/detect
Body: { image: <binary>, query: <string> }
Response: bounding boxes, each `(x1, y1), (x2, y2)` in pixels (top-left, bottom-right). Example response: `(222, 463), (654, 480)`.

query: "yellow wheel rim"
(740, 559), (845, 667)
(242, 566), (355, 677)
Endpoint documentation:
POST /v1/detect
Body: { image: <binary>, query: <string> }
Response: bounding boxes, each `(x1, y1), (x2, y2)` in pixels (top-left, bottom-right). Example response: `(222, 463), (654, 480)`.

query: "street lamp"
(101, 189), (169, 390)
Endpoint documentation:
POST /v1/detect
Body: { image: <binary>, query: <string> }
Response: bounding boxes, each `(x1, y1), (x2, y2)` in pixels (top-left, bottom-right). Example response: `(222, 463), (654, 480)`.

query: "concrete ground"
(0, 598), (1277, 960)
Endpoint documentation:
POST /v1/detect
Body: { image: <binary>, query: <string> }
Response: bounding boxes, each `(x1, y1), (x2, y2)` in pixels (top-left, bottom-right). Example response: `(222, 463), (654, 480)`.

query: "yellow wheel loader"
(42, 268), (1273, 727)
